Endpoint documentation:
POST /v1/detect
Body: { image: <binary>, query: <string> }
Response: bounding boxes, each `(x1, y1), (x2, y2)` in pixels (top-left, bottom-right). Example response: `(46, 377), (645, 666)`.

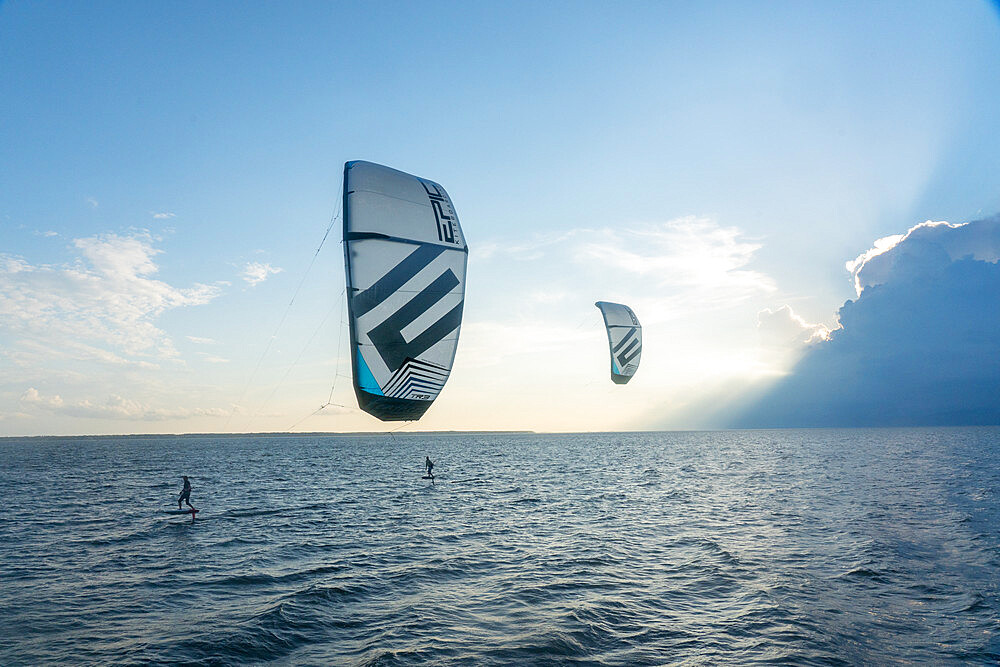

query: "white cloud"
(2, 257), (30, 273)
(20, 387), (63, 409)
(478, 216), (776, 326)
(14, 337), (162, 369)
(20, 387), (228, 421)
(757, 305), (831, 346)
(241, 261), (283, 286)
(186, 336), (216, 344)
(152, 212), (175, 219)
(200, 355), (229, 364)
(86, 197), (98, 208)
(571, 217), (774, 295)
(0, 231), (221, 364)
(846, 217), (1000, 296)
(528, 289), (571, 304)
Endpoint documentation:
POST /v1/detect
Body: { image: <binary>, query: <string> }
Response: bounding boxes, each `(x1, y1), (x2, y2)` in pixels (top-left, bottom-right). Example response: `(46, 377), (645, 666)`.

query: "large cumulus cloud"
(847, 219), (1000, 295)
(732, 215), (1000, 427)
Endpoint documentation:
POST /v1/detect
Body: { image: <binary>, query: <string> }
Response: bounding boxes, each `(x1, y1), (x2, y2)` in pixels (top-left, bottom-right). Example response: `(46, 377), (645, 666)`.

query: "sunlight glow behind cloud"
(844, 218), (1000, 296)
(757, 305), (831, 345)
(846, 221), (958, 295)
(573, 217), (773, 293)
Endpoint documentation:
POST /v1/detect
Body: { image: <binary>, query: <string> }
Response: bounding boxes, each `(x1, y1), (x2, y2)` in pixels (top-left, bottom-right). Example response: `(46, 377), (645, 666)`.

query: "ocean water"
(1, 429), (998, 665)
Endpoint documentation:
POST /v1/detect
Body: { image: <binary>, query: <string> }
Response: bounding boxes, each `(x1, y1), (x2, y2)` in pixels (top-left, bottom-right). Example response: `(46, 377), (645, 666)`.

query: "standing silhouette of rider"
(178, 476), (194, 510)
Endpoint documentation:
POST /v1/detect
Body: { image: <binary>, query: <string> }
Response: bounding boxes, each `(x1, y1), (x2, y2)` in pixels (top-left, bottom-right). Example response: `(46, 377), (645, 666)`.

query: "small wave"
(486, 630), (589, 661)
(214, 536), (260, 548)
(221, 502), (328, 518)
(71, 524), (162, 547)
(163, 583), (370, 662)
(201, 564), (348, 588)
(904, 582), (944, 600)
(671, 536), (742, 566)
(957, 592), (987, 613)
(359, 647), (431, 666)
(839, 567), (889, 582)
(449, 477), (487, 485)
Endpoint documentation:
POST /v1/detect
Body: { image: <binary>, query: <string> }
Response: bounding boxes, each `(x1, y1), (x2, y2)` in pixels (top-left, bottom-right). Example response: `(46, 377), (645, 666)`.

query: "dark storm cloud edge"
(731, 214), (1000, 427)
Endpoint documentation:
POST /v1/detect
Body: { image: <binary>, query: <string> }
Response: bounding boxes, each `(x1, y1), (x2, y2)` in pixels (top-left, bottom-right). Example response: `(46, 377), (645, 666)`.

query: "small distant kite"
(595, 301), (642, 384)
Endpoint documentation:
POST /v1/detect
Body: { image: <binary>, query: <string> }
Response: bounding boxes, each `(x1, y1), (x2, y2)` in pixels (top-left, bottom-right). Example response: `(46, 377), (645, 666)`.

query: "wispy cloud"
(86, 197), (98, 208)
(479, 216), (776, 324)
(199, 354), (229, 364)
(241, 261), (283, 286)
(0, 231), (221, 365)
(186, 335), (216, 344)
(571, 217), (774, 295)
(14, 337), (162, 369)
(20, 387), (228, 421)
(476, 232), (576, 261)
(152, 211), (176, 219)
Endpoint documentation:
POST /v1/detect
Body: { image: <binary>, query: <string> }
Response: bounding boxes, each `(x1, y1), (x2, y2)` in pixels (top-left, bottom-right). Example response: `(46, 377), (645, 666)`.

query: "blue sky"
(2, 1), (999, 435)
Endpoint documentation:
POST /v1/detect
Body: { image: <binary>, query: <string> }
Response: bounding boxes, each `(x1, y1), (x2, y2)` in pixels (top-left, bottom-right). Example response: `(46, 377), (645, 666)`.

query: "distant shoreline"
(0, 430), (538, 441)
(2, 425), (999, 441)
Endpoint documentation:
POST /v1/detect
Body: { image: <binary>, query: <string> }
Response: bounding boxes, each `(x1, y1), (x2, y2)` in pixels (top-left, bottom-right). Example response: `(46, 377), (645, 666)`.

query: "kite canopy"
(343, 161), (468, 421)
(595, 301), (642, 384)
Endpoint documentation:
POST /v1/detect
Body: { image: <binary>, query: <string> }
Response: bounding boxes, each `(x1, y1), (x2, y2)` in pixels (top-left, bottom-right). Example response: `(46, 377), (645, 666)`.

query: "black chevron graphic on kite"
(351, 243), (464, 374)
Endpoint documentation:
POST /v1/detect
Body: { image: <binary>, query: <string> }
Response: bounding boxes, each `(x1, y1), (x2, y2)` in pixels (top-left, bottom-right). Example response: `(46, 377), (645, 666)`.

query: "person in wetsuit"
(178, 475), (193, 509)
(425, 456), (434, 479)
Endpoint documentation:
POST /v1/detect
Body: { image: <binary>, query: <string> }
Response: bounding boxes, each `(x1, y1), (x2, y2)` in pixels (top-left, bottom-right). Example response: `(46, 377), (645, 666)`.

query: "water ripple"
(1, 428), (999, 664)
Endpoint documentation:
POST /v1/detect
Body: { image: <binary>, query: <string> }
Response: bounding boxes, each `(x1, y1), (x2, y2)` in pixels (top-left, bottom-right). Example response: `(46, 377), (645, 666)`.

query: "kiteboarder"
(425, 456), (434, 479)
(178, 475), (194, 510)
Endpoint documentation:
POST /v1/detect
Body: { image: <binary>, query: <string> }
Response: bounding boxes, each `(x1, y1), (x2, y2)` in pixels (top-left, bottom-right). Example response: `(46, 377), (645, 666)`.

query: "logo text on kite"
(422, 180), (461, 245)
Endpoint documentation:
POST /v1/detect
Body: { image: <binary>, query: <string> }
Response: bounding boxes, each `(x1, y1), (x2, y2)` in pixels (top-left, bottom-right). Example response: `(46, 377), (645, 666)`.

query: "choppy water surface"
(1, 429), (999, 665)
